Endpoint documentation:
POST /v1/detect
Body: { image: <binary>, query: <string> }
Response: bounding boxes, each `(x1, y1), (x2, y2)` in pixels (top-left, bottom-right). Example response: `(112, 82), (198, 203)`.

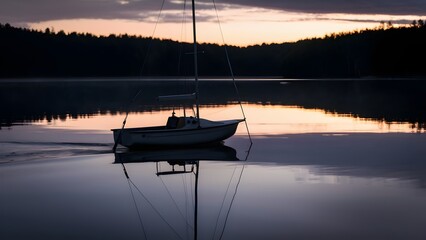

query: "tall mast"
(191, 0), (200, 126)
(194, 161), (199, 240)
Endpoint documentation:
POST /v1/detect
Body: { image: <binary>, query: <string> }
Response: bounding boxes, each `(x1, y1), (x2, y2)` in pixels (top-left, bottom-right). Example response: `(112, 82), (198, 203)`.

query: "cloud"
(0, 0), (108, 22)
(1, 0), (425, 24)
(0, 0), (175, 23)
(222, 0), (426, 16)
(0, 0), (223, 23)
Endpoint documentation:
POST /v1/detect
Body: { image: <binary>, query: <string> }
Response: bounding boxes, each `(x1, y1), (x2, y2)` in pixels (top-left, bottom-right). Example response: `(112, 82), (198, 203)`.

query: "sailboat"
(112, 0), (245, 149)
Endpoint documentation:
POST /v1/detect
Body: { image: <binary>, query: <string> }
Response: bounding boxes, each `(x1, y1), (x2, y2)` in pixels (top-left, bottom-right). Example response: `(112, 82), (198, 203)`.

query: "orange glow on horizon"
(27, 8), (425, 46)
(35, 104), (423, 135)
(28, 18), (379, 46)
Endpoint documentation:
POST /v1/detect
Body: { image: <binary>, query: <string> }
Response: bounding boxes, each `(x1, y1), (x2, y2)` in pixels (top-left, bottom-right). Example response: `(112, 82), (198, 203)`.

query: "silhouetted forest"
(1, 22), (425, 78)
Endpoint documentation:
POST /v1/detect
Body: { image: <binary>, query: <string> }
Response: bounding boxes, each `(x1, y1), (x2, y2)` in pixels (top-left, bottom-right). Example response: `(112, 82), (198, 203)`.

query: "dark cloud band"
(1, 0), (425, 24)
(222, 0), (426, 15)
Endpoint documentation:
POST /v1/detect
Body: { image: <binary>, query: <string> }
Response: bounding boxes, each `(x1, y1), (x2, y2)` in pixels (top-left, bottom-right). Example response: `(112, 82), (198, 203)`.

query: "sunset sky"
(1, 0), (425, 46)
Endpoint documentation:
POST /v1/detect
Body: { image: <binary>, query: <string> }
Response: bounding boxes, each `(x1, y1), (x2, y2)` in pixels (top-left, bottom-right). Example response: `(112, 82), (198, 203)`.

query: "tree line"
(0, 22), (425, 78)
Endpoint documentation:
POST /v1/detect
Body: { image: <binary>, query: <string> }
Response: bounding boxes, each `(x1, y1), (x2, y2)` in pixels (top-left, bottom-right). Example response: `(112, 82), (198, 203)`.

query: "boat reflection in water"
(114, 144), (239, 163)
(114, 144), (245, 240)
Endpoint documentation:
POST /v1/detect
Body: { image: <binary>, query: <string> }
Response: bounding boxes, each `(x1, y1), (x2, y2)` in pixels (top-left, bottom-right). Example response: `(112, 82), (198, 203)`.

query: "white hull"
(112, 118), (243, 148)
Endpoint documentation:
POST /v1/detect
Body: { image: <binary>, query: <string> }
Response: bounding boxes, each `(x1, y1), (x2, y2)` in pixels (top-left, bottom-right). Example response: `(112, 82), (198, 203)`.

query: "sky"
(1, 0), (425, 46)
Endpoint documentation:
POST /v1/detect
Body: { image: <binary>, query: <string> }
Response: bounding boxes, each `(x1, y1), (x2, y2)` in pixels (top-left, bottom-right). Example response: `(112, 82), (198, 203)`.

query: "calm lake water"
(1, 79), (426, 240)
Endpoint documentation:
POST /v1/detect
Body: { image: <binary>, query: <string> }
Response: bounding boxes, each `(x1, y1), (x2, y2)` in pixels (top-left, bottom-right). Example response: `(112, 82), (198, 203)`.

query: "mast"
(194, 161), (199, 240)
(191, 0), (200, 127)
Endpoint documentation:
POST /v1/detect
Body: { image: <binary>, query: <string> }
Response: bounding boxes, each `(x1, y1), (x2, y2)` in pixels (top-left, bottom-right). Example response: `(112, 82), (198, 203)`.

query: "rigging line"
(182, 174), (190, 239)
(178, 0), (191, 116)
(114, 0), (165, 152)
(159, 175), (195, 231)
(243, 141), (253, 162)
(177, 0), (187, 75)
(211, 166), (238, 240)
(129, 179), (186, 240)
(182, 172), (195, 236)
(139, 0), (167, 76)
(211, 0), (253, 144)
(219, 164), (246, 240)
(190, 171), (195, 210)
(119, 161), (147, 239)
(128, 179), (148, 240)
(112, 89), (143, 152)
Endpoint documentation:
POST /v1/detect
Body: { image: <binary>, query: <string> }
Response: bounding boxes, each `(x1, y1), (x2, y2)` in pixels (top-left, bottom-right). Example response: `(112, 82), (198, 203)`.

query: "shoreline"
(1, 77), (426, 83)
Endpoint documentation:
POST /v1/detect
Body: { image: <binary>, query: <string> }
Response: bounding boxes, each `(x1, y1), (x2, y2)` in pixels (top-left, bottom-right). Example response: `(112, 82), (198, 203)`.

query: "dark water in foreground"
(1, 79), (426, 240)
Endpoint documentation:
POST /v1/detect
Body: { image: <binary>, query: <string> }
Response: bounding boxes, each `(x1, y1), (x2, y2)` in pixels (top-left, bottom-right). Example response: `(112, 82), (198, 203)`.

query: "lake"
(1, 79), (426, 240)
